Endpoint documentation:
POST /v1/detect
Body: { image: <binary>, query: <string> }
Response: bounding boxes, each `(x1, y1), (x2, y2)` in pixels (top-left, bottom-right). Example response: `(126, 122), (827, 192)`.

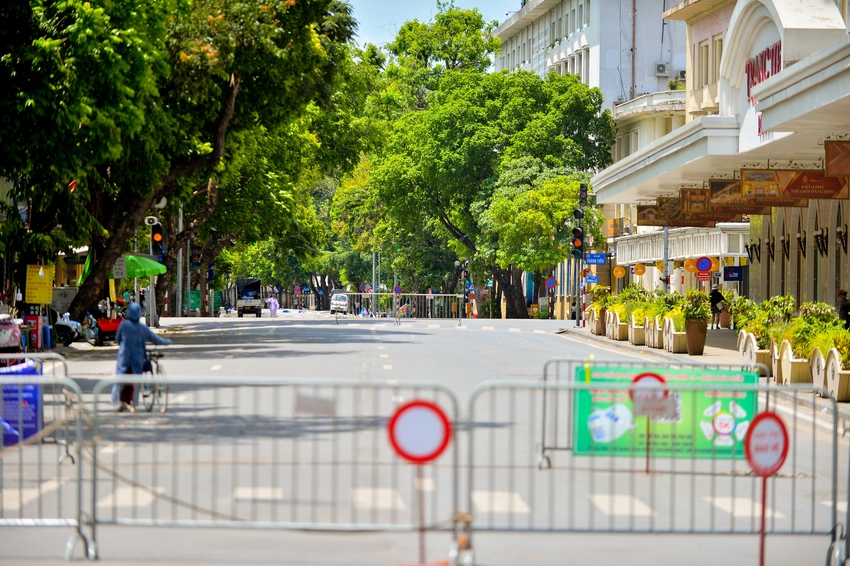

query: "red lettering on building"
(746, 40), (782, 105)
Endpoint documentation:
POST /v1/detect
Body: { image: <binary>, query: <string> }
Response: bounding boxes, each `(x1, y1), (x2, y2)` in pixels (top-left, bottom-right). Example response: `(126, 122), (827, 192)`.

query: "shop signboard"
(25, 265), (54, 304)
(709, 180), (772, 214)
(724, 266), (743, 281)
(636, 202), (717, 228)
(573, 365), (759, 459)
(825, 141), (850, 177)
(740, 170), (848, 205)
(679, 189), (747, 222)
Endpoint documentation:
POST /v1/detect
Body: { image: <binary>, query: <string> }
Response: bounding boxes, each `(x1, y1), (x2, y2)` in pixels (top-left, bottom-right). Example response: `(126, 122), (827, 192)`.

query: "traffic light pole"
(577, 216), (583, 327)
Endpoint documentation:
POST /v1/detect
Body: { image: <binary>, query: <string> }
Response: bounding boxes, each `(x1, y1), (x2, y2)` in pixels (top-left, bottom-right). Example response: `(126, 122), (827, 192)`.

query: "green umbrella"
(78, 253), (167, 285)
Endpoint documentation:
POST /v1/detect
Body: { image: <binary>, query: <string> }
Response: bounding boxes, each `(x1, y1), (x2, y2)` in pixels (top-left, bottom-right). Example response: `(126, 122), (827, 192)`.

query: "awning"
(77, 254), (167, 286)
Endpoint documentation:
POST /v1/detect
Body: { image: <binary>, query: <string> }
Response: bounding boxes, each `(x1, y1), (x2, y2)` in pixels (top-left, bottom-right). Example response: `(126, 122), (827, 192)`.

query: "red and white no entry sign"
(388, 400), (451, 464)
(745, 411), (788, 477)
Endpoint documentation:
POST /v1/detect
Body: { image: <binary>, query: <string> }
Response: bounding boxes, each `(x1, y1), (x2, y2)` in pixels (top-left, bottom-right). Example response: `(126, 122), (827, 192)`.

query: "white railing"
(614, 223), (749, 265)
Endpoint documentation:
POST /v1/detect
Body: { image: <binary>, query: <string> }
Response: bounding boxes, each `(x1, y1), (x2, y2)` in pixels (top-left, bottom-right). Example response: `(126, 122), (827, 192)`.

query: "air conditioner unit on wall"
(655, 62), (670, 77)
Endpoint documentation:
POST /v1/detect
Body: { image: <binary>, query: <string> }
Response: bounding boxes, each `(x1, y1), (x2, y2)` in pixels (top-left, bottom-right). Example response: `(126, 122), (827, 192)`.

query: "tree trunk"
(493, 266), (528, 319)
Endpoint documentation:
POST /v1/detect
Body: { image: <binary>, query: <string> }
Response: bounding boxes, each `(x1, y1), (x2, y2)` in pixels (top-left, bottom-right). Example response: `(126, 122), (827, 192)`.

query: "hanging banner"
(679, 189), (745, 222)
(636, 204), (716, 228)
(709, 180), (772, 214)
(740, 170), (848, 205)
(825, 141), (850, 177)
(573, 365), (759, 459)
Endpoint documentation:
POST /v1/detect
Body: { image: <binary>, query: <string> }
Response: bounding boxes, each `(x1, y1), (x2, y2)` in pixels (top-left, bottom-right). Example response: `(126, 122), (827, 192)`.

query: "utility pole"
(371, 251), (376, 314)
(662, 227), (670, 293)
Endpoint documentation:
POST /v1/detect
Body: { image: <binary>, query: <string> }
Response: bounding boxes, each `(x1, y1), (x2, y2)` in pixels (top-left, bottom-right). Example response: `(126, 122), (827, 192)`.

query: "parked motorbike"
(0, 314), (24, 366)
(54, 313), (81, 347)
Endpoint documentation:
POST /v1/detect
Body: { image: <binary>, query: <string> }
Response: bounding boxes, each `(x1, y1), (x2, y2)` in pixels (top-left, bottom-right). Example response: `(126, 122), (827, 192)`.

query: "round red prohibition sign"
(629, 372), (669, 402)
(745, 411), (789, 477)
(388, 400), (452, 464)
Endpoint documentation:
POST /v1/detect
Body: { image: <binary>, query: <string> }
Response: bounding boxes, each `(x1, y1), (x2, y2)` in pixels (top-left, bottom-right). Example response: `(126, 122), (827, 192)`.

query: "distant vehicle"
(236, 278), (263, 318)
(329, 293), (349, 315)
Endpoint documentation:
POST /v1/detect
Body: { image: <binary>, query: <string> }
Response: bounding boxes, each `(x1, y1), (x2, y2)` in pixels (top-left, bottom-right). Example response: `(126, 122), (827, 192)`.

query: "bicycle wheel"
(140, 381), (155, 412)
(155, 362), (167, 413)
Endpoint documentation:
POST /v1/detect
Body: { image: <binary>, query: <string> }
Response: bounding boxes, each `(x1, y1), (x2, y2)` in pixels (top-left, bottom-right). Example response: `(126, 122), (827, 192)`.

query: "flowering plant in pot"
(682, 288), (711, 355)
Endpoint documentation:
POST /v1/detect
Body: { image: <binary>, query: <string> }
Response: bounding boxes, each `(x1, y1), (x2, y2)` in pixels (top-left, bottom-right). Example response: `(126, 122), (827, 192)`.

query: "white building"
(494, 0), (687, 111)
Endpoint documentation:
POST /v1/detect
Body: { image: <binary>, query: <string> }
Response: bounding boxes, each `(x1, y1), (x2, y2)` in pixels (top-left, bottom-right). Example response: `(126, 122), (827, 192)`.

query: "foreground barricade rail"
(0, 355), (89, 560)
(466, 363), (846, 564)
(84, 376), (460, 560)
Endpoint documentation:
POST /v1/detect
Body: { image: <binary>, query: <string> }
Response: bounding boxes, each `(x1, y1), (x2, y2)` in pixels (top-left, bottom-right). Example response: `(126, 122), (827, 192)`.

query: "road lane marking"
(773, 403), (833, 431)
(427, 324), (440, 329)
(233, 487), (283, 502)
(590, 494), (656, 517)
(210, 365), (222, 371)
(704, 497), (786, 518)
(383, 364), (393, 370)
(483, 327), (494, 331)
(509, 328), (521, 332)
(225, 355), (233, 359)
(100, 442), (125, 455)
(377, 346), (386, 350)
(534, 330), (546, 334)
(380, 354), (389, 358)
(97, 487), (165, 508)
(471, 491), (530, 514)
(351, 488), (407, 510)
(2, 479), (68, 510)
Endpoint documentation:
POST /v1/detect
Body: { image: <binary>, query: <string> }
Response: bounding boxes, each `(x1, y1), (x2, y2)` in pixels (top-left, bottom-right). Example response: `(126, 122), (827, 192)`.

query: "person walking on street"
(112, 302), (172, 412)
(838, 290), (850, 330)
(709, 284), (725, 330)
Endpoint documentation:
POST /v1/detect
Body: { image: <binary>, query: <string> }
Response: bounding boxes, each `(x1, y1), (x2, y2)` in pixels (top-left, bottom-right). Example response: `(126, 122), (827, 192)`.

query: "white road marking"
(2, 479), (67, 510)
(377, 346), (386, 350)
(773, 403), (833, 431)
(471, 491), (531, 514)
(534, 329), (546, 334)
(97, 486), (165, 508)
(210, 365), (222, 371)
(100, 442), (125, 455)
(509, 328), (521, 333)
(704, 497), (786, 518)
(351, 488), (407, 510)
(233, 487), (283, 502)
(483, 326), (494, 331)
(427, 324), (440, 329)
(383, 364), (393, 370)
(414, 478), (436, 492)
(387, 379), (397, 385)
(224, 355), (233, 359)
(823, 500), (847, 513)
(590, 494), (656, 517)
(380, 354), (389, 358)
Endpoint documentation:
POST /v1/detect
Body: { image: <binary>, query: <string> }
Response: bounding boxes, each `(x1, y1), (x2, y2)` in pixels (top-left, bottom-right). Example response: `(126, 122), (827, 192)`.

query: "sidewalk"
(558, 322), (850, 419)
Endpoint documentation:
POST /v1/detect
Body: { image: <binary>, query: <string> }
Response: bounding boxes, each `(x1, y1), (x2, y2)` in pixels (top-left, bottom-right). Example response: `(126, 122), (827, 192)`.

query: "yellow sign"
(655, 261), (665, 271)
(109, 279), (117, 302)
(710, 258), (721, 271)
(633, 263), (646, 276)
(613, 266), (627, 278)
(684, 259), (698, 273)
(25, 265), (54, 304)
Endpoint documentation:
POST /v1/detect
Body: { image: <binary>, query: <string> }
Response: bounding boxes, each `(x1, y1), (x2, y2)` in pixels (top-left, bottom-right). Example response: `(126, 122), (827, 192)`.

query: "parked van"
(329, 293), (348, 314)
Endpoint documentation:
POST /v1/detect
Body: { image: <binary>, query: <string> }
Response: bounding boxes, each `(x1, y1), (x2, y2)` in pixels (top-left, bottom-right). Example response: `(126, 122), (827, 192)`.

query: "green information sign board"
(183, 290), (221, 310)
(573, 365), (759, 459)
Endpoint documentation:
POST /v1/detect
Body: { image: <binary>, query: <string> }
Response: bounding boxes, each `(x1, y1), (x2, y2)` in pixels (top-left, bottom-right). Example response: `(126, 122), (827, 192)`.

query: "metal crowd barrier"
(341, 292), (464, 321)
(84, 376), (460, 560)
(466, 368), (845, 564)
(0, 364), (89, 560)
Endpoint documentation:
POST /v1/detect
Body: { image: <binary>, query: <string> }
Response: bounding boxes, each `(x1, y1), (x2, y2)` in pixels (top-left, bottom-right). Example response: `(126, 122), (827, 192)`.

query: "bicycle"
(139, 350), (168, 413)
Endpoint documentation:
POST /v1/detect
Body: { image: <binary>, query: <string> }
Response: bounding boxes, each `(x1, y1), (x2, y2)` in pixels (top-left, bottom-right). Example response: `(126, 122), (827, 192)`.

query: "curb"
(557, 325), (850, 421)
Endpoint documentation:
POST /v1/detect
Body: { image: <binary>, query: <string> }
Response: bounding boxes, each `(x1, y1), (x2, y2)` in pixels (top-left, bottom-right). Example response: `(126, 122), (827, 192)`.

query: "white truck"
(236, 278), (263, 318)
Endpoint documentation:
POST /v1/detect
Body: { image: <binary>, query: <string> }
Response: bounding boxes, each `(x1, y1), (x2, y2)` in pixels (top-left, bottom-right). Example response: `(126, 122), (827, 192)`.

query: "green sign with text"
(573, 365), (759, 459)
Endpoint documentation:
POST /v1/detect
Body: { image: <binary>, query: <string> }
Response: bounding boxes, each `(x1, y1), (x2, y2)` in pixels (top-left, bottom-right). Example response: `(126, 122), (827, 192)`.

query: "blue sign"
(1, 362), (43, 446)
(724, 266), (743, 281)
(585, 253), (607, 265)
(545, 276), (558, 289)
(586, 275), (599, 283)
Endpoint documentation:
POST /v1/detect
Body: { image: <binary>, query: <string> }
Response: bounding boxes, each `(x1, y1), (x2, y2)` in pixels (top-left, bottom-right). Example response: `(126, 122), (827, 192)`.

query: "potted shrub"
(649, 291), (682, 350)
(826, 336), (850, 401)
(728, 296), (757, 332)
(742, 295), (795, 378)
(682, 288), (710, 355)
(589, 286), (612, 335)
(607, 302), (629, 341)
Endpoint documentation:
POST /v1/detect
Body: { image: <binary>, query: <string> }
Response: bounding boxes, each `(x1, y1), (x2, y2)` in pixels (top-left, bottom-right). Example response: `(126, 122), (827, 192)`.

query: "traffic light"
(190, 245), (201, 270)
(151, 221), (164, 256)
(571, 226), (584, 259)
(579, 183), (588, 207)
